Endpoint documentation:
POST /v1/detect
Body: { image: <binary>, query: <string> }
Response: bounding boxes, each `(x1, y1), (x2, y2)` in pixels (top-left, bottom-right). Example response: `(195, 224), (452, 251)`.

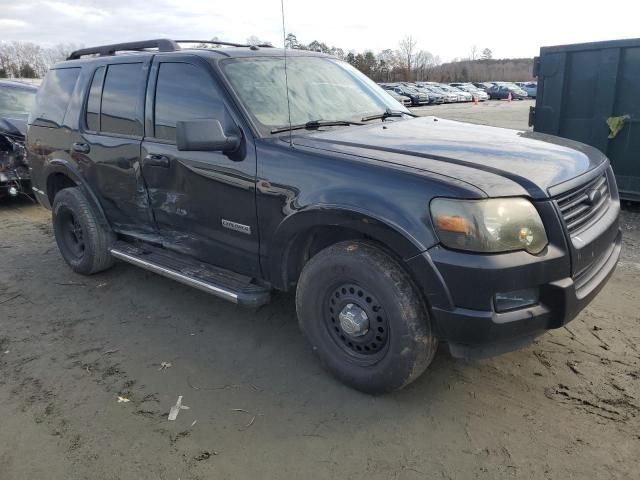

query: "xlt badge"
(221, 219), (251, 235)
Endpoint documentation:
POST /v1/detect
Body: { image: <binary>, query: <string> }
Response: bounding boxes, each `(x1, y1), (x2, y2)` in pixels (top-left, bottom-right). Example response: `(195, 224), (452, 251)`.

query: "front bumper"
(405, 198), (621, 359)
(0, 169), (31, 198)
(433, 231), (619, 358)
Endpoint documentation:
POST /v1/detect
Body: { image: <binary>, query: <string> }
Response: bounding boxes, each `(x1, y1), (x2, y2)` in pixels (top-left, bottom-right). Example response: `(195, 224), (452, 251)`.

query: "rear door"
(73, 58), (156, 234)
(140, 55), (260, 277)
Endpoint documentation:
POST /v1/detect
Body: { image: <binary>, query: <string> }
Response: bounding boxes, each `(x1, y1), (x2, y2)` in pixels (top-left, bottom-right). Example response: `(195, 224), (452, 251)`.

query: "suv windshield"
(0, 86), (36, 120)
(221, 56), (408, 134)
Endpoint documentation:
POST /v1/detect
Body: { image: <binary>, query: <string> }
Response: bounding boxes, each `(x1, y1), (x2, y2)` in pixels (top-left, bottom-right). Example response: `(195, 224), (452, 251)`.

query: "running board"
(109, 241), (271, 308)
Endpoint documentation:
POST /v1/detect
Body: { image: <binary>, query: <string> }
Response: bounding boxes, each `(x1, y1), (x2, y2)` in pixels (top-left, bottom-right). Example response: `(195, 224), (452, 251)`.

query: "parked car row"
(473, 81), (535, 100)
(379, 80), (534, 105)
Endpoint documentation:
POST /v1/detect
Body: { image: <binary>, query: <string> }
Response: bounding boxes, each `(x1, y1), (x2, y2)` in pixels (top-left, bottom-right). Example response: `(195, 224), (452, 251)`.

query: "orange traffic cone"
(507, 92), (512, 103)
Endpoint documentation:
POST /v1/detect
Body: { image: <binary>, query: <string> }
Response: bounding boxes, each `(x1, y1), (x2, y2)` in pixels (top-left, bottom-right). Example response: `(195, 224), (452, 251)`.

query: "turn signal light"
(435, 215), (470, 234)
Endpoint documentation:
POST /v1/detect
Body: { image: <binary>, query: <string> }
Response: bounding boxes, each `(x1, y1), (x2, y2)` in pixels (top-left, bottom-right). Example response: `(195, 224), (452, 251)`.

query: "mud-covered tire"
(296, 241), (438, 394)
(52, 187), (115, 275)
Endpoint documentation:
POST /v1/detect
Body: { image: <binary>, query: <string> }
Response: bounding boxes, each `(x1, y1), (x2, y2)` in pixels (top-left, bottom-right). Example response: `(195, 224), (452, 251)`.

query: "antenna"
(281, 0), (293, 147)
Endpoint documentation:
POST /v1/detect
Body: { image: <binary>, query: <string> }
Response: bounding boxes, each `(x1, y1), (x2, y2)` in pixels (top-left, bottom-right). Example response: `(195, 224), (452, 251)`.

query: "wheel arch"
(44, 159), (111, 231)
(266, 207), (433, 291)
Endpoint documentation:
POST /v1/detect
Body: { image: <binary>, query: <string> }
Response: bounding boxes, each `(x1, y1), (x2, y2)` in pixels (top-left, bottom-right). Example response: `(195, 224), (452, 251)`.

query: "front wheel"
(296, 241), (438, 394)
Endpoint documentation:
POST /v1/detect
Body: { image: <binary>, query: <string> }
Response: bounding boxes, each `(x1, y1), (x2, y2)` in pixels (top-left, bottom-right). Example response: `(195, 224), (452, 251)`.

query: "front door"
(140, 55), (260, 277)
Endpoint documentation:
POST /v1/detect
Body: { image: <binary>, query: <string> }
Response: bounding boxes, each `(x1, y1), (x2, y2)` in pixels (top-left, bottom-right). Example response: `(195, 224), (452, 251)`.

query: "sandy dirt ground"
(412, 98), (535, 130)
(1, 102), (639, 479)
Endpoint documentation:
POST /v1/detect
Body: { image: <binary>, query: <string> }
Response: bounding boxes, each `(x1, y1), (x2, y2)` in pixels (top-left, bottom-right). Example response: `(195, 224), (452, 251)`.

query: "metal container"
(530, 38), (640, 200)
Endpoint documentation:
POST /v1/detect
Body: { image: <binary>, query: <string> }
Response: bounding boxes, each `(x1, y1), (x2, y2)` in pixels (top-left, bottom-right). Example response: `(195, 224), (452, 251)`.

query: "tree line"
(285, 34), (534, 83)
(0, 42), (80, 79)
(0, 37), (534, 83)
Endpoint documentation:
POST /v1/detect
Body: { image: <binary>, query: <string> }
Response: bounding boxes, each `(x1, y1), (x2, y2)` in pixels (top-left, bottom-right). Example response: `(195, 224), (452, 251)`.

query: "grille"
(554, 172), (610, 235)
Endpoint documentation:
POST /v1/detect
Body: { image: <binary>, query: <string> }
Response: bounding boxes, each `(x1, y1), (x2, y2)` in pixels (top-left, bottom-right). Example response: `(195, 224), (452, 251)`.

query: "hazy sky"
(1, 0), (639, 61)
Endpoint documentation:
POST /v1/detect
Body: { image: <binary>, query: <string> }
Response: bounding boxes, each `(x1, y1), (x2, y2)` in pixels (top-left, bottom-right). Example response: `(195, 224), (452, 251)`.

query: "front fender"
(266, 205), (438, 289)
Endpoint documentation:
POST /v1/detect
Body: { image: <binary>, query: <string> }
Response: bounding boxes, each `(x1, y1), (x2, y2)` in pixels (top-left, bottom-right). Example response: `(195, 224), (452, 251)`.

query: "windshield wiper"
(361, 108), (418, 122)
(270, 119), (363, 134)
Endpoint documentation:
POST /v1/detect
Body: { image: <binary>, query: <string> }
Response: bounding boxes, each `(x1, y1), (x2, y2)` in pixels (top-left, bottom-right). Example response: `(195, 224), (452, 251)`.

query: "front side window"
(30, 68), (80, 127)
(221, 56), (408, 134)
(154, 62), (222, 142)
(101, 63), (144, 136)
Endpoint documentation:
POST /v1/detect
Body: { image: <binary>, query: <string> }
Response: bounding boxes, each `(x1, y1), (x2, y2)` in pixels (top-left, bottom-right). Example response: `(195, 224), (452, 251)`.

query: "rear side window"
(154, 62), (222, 142)
(101, 63), (144, 136)
(31, 68), (80, 127)
(85, 66), (105, 132)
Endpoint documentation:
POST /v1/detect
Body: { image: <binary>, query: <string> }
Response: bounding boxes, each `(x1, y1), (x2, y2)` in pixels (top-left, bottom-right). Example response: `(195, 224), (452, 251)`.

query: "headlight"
(430, 198), (548, 254)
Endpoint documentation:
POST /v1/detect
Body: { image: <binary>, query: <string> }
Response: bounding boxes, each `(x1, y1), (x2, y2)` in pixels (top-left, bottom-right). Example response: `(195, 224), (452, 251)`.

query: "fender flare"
(44, 158), (112, 231)
(266, 206), (433, 289)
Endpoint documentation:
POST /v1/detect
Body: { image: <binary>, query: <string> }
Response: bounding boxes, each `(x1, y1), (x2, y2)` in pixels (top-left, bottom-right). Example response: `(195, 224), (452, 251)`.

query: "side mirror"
(176, 119), (241, 152)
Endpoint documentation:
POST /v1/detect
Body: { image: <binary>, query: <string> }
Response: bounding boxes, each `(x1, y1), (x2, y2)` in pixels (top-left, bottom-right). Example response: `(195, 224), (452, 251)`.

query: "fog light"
(494, 288), (538, 312)
(8, 186), (18, 197)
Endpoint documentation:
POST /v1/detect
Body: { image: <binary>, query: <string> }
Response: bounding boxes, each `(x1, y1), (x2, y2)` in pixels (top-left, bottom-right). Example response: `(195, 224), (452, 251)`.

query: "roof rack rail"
(66, 38), (274, 60)
(176, 40), (274, 48)
(67, 39), (179, 60)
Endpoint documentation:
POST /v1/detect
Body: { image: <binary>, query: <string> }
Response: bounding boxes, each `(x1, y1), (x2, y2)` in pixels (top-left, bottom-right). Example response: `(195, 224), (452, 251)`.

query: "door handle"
(143, 154), (170, 168)
(72, 142), (90, 154)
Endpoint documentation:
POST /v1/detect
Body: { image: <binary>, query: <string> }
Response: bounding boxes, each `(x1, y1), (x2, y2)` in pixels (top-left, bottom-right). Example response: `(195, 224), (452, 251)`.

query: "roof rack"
(67, 39), (179, 60)
(176, 40), (274, 48)
(66, 38), (273, 60)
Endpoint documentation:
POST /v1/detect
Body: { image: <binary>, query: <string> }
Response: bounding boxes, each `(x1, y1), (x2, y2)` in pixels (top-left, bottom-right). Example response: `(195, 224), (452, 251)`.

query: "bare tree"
(481, 48), (493, 60)
(469, 45), (478, 61)
(0, 41), (49, 78)
(375, 49), (396, 81)
(195, 37), (222, 49)
(399, 35), (417, 81)
(414, 50), (436, 81)
(246, 36), (272, 47)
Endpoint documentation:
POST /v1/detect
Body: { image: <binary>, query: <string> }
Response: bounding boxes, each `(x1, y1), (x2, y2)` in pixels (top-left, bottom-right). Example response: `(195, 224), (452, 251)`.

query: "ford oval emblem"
(586, 188), (602, 205)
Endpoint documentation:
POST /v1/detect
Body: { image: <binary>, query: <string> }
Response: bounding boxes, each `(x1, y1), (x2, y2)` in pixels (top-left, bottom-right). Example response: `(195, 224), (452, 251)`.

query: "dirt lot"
(1, 103), (639, 479)
(412, 98), (534, 130)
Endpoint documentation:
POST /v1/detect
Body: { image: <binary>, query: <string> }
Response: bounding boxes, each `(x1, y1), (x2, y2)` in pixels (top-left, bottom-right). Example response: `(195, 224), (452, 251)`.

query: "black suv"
(27, 39), (621, 393)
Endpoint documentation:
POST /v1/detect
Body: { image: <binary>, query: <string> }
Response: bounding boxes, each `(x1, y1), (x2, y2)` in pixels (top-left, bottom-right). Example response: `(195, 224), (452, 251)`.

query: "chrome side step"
(109, 241), (271, 308)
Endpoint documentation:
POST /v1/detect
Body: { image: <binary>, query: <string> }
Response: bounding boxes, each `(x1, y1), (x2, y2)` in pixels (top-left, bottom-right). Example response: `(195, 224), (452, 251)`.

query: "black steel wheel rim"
(59, 208), (85, 260)
(325, 283), (390, 361)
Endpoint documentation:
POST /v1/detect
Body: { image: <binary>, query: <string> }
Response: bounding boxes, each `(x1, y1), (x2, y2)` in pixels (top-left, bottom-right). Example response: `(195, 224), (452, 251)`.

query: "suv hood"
(0, 116), (27, 139)
(291, 117), (606, 198)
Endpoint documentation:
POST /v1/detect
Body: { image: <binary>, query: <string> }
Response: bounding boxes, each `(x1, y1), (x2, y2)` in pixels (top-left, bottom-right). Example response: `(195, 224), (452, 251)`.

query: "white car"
(438, 84), (473, 102)
(417, 83), (458, 103)
(450, 84), (489, 101)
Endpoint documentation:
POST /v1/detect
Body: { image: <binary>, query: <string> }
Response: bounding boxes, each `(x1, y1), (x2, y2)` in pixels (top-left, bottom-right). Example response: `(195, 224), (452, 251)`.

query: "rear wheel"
(52, 187), (115, 275)
(296, 241), (438, 394)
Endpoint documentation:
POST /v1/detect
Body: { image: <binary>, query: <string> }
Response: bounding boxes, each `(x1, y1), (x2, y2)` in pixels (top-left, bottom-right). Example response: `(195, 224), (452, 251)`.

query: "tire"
(296, 241), (438, 394)
(52, 187), (115, 275)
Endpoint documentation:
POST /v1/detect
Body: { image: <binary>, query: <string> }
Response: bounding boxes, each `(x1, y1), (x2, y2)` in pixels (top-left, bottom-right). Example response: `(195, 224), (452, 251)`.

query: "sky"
(1, 0), (639, 61)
